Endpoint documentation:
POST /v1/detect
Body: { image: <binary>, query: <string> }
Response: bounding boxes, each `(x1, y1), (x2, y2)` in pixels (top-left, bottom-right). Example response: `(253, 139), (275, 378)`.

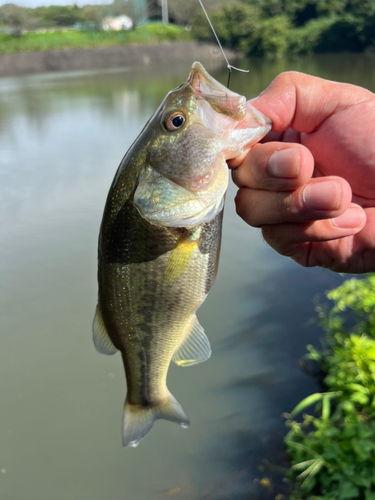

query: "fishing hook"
(198, 0), (249, 89)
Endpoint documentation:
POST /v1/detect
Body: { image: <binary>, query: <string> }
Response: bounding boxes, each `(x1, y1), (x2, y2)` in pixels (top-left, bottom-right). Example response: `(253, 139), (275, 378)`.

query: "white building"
(102, 16), (133, 31)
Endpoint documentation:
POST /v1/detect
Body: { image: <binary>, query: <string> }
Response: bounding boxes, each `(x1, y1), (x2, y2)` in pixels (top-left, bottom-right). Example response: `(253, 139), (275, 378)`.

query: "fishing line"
(198, 0), (249, 88)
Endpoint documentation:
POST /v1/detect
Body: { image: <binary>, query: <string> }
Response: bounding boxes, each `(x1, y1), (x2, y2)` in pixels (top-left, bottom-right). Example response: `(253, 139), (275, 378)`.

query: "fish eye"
(165, 111), (186, 131)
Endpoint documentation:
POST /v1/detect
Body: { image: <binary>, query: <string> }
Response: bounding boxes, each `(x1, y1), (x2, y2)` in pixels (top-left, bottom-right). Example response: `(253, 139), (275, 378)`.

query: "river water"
(0, 53), (374, 500)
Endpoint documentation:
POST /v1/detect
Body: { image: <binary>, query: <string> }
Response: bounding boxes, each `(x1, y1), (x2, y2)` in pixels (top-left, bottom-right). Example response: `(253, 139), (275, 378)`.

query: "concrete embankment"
(0, 41), (237, 77)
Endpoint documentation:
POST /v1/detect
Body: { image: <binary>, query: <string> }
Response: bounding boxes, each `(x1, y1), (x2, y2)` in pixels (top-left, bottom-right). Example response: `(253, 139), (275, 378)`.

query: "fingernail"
(268, 149), (300, 178)
(332, 207), (366, 228)
(303, 181), (341, 210)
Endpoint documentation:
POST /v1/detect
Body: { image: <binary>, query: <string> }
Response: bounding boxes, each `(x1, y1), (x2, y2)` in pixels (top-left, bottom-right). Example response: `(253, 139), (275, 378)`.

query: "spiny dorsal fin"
(172, 315), (211, 367)
(92, 304), (118, 355)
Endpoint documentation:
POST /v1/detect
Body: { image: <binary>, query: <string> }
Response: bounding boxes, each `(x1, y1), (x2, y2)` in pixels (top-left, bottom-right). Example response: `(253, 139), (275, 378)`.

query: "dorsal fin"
(172, 315), (211, 366)
(92, 304), (118, 355)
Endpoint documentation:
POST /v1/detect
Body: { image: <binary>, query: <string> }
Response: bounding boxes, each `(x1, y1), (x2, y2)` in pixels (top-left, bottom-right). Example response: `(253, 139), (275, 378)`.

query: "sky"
(0, 0), (113, 7)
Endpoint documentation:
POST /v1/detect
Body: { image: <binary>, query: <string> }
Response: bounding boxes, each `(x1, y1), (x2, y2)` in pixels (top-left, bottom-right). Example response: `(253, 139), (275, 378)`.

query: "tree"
(0, 3), (27, 34)
(42, 5), (82, 27)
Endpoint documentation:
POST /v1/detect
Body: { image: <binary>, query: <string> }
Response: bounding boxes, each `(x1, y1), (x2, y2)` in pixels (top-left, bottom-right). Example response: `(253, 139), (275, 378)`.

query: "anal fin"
(92, 304), (118, 355)
(172, 315), (211, 367)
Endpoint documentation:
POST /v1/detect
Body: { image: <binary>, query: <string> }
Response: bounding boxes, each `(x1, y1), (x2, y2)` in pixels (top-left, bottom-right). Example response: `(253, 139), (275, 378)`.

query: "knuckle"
(275, 191), (300, 219)
(234, 188), (260, 226)
(262, 224), (285, 249)
(270, 71), (296, 88)
(262, 224), (311, 266)
(234, 188), (248, 219)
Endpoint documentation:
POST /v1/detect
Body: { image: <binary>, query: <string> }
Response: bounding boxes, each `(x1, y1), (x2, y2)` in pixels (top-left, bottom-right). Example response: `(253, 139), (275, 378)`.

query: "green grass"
(0, 23), (192, 54)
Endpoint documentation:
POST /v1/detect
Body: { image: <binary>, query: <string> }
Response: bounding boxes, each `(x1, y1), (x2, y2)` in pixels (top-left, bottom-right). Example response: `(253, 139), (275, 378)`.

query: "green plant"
(0, 23), (192, 54)
(285, 275), (375, 500)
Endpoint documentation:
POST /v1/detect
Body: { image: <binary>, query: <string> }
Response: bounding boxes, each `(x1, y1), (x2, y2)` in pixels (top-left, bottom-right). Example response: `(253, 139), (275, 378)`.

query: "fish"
(92, 62), (272, 447)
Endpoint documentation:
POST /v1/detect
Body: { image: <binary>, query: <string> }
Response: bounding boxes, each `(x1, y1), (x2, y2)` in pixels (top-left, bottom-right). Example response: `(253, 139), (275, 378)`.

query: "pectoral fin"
(92, 304), (118, 355)
(172, 315), (211, 366)
(164, 230), (201, 283)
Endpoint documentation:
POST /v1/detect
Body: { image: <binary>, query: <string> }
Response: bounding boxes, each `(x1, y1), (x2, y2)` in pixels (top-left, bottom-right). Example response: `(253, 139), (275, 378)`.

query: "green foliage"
(41, 5), (82, 27)
(285, 275), (375, 499)
(192, 3), (291, 57)
(191, 3), (261, 52)
(0, 1), (133, 31)
(318, 275), (375, 342)
(286, 16), (340, 53)
(0, 0), (375, 55)
(192, 0), (375, 56)
(0, 24), (191, 54)
(167, 0), (228, 26)
(258, 15), (290, 56)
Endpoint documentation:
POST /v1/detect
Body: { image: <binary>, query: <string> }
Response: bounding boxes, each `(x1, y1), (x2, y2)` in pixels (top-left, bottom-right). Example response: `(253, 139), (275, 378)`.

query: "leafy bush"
(192, 3), (291, 56)
(285, 275), (375, 500)
(258, 15), (291, 56)
(191, 0), (375, 56)
(191, 3), (262, 52)
(287, 16), (342, 53)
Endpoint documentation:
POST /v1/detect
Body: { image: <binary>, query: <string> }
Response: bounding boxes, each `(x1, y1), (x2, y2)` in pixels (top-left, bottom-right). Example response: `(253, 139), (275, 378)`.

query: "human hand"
(229, 71), (375, 273)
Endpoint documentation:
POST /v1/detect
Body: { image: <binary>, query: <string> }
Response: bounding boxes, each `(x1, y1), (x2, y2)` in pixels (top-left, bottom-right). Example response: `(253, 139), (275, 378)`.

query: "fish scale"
(93, 62), (272, 447)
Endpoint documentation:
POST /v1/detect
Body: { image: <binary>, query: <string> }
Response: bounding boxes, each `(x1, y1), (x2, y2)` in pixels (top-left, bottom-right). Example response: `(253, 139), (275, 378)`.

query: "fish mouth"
(187, 63), (272, 155)
(188, 62), (234, 98)
(235, 101), (272, 131)
(187, 62), (247, 120)
(224, 101), (272, 156)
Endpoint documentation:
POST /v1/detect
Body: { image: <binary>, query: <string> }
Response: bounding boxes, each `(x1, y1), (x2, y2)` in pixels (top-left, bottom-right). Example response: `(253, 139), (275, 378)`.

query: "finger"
(259, 128), (301, 144)
(262, 204), (366, 247)
(227, 130), (302, 169)
(235, 177), (352, 227)
(261, 205), (372, 273)
(250, 71), (373, 133)
(231, 143), (314, 192)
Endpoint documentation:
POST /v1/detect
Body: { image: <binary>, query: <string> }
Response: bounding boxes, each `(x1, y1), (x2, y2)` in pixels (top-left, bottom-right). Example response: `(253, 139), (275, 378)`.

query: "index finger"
(250, 71), (374, 133)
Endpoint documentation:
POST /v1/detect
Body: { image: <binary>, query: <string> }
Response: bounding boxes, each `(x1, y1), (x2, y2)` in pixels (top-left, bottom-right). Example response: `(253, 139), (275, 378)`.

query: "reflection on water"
(0, 54), (373, 500)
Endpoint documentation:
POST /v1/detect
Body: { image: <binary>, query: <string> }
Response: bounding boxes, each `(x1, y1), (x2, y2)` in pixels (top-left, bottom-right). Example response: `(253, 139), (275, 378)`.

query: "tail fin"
(122, 392), (190, 448)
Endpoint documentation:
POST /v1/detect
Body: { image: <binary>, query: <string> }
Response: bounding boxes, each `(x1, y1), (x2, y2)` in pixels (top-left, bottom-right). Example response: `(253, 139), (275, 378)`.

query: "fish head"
(134, 62), (271, 227)
(146, 61), (271, 190)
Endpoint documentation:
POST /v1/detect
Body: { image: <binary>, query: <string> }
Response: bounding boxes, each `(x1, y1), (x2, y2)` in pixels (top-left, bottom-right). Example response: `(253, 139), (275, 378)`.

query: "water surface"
(1, 53), (374, 500)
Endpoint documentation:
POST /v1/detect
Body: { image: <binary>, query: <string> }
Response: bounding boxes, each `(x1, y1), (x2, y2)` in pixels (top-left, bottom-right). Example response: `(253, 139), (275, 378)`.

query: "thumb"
(250, 71), (372, 134)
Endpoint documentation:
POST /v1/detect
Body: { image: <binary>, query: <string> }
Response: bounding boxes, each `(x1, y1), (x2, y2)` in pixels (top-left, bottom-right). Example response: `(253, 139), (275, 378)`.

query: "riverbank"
(0, 41), (236, 77)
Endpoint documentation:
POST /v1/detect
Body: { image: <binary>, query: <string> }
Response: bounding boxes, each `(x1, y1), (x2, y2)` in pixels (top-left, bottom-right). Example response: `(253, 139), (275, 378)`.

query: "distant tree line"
(0, 0), (129, 33)
(0, 0), (374, 54)
(192, 0), (375, 55)
(0, 0), (227, 33)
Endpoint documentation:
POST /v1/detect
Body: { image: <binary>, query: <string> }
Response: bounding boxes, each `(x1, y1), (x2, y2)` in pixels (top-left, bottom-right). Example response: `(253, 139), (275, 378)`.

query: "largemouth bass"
(93, 62), (271, 447)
